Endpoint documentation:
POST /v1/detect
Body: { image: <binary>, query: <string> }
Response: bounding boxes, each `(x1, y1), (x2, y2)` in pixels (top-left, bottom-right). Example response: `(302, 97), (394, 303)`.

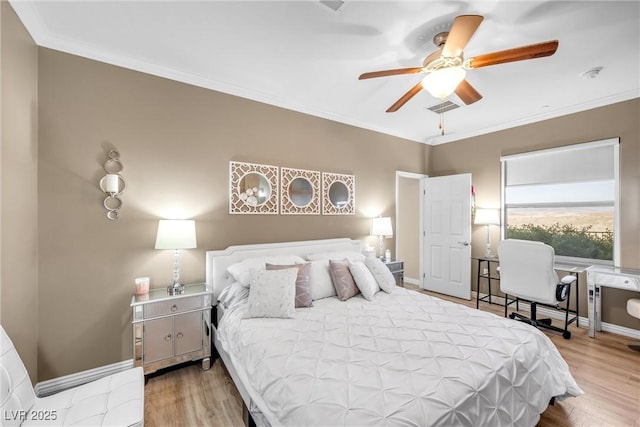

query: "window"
(501, 138), (619, 265)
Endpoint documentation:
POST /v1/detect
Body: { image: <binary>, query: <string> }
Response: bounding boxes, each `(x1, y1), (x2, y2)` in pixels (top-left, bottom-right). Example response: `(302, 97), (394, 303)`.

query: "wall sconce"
(155, 219), (197, 295)
(474, 208), (500, 258)
(371, 216), (393, 259)
(99, 150), (126, 220)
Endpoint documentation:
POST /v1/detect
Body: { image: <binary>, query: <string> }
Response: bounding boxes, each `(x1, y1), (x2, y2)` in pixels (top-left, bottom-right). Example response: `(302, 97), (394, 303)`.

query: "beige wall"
(0, 1), (39, 383)
(37, 48), (426, 380)
(430, 98), (640, 328)
(397, 175), (420, 281)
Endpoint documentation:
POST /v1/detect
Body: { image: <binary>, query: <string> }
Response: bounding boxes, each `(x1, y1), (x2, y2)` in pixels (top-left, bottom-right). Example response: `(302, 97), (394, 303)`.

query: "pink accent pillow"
(266, 263), (313, 308)
(328, 259), (360, 301)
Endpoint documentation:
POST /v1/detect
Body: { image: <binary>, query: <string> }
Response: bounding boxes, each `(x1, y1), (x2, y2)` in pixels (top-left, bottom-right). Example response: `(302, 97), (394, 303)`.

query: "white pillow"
(227, 255), (306, 287)
(218, 282), (250, 309)
(365, 257), (396, 293)
(306, 251), (365, 263)
(349, 261), (379, 301)
(246, 268), (297, 319)
(308, 260), (337, 300)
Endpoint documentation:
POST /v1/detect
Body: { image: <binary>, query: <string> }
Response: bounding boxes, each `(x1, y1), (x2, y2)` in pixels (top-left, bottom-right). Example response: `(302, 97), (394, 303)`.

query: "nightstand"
(131, 283), (213, 374)
(383, 259), (404, 287)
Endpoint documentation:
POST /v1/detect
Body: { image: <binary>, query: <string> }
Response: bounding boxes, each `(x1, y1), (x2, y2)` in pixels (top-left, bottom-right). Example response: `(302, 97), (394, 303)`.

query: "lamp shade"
(421, 67), (466, 99)
(155, 220), (197, 250)
(474, 208), (500, 225)
(371, 217), (393, 237)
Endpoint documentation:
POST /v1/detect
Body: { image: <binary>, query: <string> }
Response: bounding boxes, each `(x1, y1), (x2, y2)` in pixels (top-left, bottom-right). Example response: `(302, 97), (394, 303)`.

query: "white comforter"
(217, 286), (582, 427)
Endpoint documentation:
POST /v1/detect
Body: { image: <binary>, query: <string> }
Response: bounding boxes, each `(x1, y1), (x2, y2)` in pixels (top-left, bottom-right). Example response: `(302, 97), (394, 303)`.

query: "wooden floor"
(144, 286), (640, 427)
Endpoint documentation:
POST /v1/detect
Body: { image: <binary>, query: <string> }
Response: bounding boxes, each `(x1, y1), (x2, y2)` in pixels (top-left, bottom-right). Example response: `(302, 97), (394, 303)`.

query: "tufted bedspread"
(217, 286), (582, 427)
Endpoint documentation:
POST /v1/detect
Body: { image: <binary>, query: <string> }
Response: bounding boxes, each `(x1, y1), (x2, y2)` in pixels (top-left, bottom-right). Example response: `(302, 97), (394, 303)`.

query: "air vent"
(427, 100), (460, 114)
(319, 1), (346, 12)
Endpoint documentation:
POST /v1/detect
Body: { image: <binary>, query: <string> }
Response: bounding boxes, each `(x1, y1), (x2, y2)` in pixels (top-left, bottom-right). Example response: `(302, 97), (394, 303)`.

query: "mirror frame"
(322, 172), (355, 215)
(280, 167), (321, 215)
(229, 161), (279, 214)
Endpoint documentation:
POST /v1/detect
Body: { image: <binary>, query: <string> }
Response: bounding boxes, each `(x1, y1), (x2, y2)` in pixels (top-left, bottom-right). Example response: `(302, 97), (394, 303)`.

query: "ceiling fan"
(359, 15), (559, 112)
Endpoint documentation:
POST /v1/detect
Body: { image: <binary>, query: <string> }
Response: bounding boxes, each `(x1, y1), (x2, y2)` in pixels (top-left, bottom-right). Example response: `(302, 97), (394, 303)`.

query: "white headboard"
(206, 238), (363, 297)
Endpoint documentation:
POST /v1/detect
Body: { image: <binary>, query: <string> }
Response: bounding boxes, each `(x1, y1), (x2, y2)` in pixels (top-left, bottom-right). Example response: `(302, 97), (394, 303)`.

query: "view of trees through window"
(506, 207), (614, 261)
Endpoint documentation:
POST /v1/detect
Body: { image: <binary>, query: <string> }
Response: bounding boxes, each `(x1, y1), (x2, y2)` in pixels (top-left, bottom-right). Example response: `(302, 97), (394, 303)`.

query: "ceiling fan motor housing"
(433, 31), (449, 47)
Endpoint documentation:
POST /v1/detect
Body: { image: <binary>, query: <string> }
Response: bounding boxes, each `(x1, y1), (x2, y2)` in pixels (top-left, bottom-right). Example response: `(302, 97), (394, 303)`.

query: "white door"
(423, 173), (472, 299)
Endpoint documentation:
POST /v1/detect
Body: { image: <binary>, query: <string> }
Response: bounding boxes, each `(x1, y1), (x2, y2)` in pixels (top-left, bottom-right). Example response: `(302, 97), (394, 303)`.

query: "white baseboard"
(34, 359), (134, 397)
(403, 277), (420, 286)
(473, 291), (640, 340)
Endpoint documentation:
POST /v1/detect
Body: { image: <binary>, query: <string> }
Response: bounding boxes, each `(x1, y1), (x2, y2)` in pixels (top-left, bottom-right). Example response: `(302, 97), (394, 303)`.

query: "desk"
(586, 266), (640, 338)
(553, 263), (590, 328)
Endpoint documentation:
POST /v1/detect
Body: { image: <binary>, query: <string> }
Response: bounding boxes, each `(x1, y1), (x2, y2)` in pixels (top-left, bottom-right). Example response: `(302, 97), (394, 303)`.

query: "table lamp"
(371, 216), (393, 259)
(155, 219), (197, 295)
(474, 208), (500, 258)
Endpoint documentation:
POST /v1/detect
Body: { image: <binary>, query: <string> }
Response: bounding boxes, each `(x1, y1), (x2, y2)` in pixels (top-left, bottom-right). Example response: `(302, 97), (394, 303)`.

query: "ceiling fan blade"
(455, 79), (482, 105)
(468, 40), (559, 68)
(386, 82), (424, 112)
(442, 15), (484, 58)
(359, 67), (423, 80)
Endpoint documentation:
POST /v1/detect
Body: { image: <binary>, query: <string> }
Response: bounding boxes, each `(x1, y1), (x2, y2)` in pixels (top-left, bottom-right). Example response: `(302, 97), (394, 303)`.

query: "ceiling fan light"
(421, 67), (466, 99)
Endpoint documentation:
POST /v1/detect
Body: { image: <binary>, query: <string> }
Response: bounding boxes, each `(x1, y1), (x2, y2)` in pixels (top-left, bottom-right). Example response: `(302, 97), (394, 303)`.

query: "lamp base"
(484, 245), (495, 259)
(167, 283), (185, 295)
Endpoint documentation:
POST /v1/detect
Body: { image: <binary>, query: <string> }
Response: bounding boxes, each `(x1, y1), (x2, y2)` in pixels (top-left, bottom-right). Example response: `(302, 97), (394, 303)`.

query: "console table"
(586, 266), (640, 338)
(473, 256), (501, 308)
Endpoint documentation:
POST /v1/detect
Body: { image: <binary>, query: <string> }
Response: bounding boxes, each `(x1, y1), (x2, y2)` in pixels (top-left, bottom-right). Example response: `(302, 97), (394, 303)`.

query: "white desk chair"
(498, 239), (577, 339)
(627, 299), (640, 351)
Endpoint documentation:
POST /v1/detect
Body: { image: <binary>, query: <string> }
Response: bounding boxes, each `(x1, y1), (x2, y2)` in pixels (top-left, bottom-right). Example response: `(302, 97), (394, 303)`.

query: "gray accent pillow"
(365, 257), (396, 293)
(266, 263), (313, 308)
(329, 259), (360, 301)
(247, 268), (297, 319)
(227, 255), (306, 287)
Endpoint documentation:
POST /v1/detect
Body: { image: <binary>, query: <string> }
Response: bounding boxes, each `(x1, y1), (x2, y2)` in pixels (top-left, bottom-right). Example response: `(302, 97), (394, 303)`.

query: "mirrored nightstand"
(383, 259), (404, 287)
(131, 283), (213, 374)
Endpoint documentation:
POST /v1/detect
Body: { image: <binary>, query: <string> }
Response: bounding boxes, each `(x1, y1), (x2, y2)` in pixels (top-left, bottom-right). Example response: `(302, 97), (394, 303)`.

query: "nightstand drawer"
(143, 295), (203, 318)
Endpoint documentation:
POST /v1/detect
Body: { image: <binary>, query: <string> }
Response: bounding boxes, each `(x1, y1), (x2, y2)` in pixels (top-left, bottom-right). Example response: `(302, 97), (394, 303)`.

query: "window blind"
(501, 138), (619, 187)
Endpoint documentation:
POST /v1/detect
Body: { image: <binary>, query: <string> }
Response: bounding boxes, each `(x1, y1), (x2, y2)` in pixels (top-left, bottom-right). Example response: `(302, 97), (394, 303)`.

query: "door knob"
(458, 241), (470, 246)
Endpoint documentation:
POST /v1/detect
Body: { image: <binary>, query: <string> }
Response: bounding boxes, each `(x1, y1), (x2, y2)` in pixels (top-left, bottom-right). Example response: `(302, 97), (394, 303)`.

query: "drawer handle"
(176, 332), (184, 339)
(165, 334), (172, 341)
(171, 304), (178, 312)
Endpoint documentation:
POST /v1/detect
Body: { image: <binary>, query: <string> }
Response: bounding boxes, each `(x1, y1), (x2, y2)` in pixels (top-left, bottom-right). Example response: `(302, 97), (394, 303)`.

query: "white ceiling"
(10, 1), (640, 145)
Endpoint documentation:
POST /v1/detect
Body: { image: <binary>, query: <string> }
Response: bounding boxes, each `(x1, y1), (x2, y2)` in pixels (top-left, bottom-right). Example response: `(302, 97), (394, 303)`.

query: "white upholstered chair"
(626, 299), (640, 351)
(498, 239), (577, 339)
(0, 325), (144, 426)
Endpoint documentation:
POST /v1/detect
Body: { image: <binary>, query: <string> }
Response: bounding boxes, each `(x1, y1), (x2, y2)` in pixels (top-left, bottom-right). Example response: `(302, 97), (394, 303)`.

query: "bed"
(206, 238), (582, 427)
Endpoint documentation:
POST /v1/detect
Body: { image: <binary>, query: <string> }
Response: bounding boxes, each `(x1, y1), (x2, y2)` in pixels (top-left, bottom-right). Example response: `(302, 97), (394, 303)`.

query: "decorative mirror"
(322, 172), (355, 215)
(229, 161), (279, 214)
(280, 167), (320, 215)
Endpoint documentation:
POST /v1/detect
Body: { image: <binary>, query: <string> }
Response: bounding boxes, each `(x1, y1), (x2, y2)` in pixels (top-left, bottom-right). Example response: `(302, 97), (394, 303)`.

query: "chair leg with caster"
(628, 342), (640, 352)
